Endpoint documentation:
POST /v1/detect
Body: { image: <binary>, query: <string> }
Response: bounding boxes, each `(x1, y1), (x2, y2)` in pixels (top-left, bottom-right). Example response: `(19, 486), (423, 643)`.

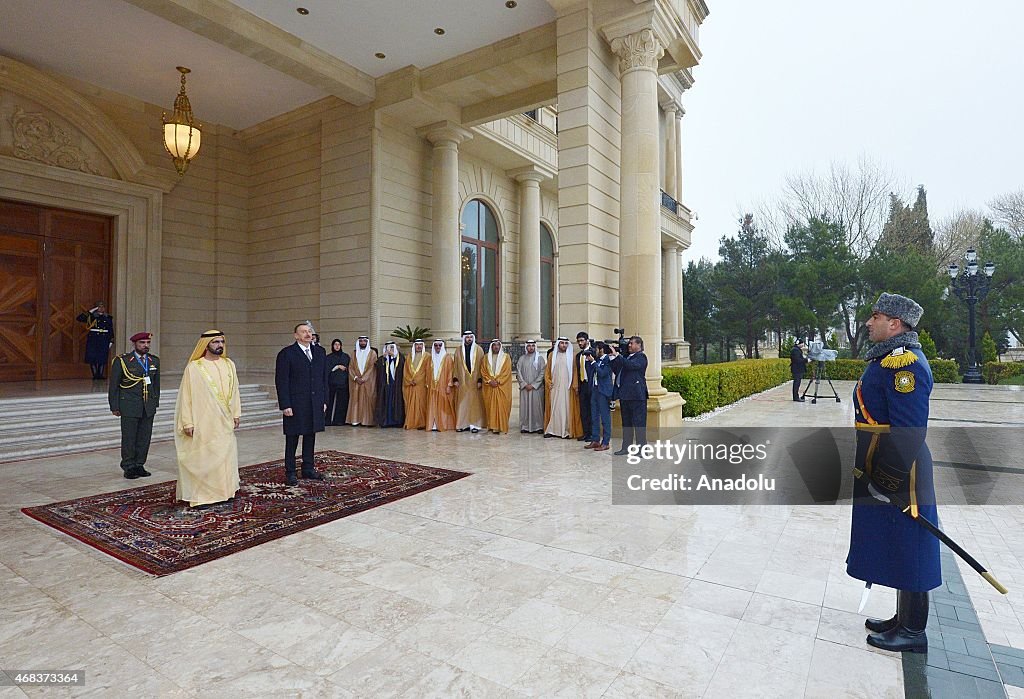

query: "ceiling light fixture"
(161, 66), (201, 177)
(434, 27), (446, 35)
(296, 7), (309, 15)
(374, 52), (386, 59)
(506, 0), (518, 7)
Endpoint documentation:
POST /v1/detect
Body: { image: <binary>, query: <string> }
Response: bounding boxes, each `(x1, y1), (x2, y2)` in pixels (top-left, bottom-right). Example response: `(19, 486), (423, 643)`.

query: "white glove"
(867, 482), (890, 503)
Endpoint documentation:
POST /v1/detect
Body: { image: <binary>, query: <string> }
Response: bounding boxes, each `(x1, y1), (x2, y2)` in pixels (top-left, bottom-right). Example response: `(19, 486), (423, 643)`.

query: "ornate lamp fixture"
(948, 247), (996, 384)
(162, 66), (202, 176)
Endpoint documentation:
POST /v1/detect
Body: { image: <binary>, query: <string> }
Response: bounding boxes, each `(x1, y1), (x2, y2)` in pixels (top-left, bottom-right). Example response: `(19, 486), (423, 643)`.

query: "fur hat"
(872, 293), (923, 328)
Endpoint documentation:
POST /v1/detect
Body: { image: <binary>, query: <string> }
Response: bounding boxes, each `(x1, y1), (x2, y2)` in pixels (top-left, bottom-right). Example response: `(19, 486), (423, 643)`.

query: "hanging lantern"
(162, 66), (202, 176)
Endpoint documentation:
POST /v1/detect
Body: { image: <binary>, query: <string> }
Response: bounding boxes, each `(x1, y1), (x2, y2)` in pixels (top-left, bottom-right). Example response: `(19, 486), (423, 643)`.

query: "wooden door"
(0, 200), (112, 381)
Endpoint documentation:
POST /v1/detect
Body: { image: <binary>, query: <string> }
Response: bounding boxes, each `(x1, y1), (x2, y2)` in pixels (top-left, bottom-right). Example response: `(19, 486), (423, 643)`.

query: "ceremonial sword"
(852, 467), (1008, 612)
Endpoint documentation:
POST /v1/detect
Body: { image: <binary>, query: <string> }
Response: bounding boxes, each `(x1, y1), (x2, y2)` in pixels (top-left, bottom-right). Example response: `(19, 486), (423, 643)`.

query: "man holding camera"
(612, 336), (648, 455)
(790, 340), (808, 401)
(574, 332), (593, 442)
(584, 343), (615, 451)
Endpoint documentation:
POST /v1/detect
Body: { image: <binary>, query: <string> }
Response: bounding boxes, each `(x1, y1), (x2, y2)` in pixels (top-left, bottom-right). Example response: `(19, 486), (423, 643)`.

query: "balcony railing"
(660, 189), (679, 215)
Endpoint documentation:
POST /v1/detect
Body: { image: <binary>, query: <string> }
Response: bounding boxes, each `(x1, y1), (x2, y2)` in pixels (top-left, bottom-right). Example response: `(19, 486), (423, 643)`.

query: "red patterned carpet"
(22, 451), (470, 576)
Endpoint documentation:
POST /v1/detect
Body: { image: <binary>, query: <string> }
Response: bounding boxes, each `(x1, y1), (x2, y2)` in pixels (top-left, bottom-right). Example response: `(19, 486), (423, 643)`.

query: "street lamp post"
(947, 248), (995, 384)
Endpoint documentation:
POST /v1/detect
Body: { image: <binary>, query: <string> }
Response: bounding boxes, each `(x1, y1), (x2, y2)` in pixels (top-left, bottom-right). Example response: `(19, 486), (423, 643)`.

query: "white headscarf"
(524, 340), (542, 371)
(488, 339), (506, 375)
(355, 336), (371, 372)
(554, 337), (573, 378)
(411, 339), (426, 368)
(431, 339), (447, 380)
(460, 331), (476, 371)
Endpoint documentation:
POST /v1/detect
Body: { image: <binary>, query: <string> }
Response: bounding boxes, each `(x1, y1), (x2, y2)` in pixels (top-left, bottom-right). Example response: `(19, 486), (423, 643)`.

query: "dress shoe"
(456, 428), (468, 433)
(123, 469), (141, 480)
(576, 436), (586, 441)
(471, 428), (480, 434)
(865, 613), (898, 634)
(866, 591), (928, 653)
(137, 468), (152, 477)
(584, 442), (597, 449)
(613, 448), (629, 456)
(301, 470), (325, 480)
(543, 433), (554, 438)
(285, 474), (298, 486)
(594, 444), (610, 451)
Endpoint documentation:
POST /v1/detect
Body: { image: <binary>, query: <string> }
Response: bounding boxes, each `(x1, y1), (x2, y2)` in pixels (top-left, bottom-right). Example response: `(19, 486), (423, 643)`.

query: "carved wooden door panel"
(0, 200), (111, 382)
(44, 211), (111, 379)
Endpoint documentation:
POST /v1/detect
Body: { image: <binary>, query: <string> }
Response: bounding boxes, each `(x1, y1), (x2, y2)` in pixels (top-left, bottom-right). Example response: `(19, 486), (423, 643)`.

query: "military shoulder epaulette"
(880, 346), (919, 369)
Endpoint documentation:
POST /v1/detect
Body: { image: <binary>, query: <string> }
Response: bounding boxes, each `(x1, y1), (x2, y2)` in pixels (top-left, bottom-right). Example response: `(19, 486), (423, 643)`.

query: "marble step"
(0, 386), (282, 463)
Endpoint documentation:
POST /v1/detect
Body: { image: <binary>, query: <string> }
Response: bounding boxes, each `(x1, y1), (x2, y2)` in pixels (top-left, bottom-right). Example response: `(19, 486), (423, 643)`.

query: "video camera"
(603, 328), (629, 355)
(806, 340), (838, 362)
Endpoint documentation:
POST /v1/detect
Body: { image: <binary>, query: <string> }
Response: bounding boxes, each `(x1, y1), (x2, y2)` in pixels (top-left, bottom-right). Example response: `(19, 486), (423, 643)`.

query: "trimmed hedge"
(984, 361), (1024, 385)
(931, 359), (961, 384)
(664, 356), (965, 417)
(663, 359), (790, 417)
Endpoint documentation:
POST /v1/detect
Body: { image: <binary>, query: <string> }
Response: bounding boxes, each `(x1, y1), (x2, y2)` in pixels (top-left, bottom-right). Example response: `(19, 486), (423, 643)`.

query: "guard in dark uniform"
(847, 293), (940, 654)
(108, 332), (160, 479)
(77, 301), (114, 380)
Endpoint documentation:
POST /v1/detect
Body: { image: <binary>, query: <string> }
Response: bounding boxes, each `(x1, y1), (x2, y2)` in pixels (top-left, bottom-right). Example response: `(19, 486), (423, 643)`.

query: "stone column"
(509, 166), (549, 339)
(674, 107), (685, 203)
(663, 103), (679, 201)
(608, 25), (685, 424)
(611, 28), (665, 391)
(662, 244), (681, 342)
(419, 122), (472, 341)
(677, 248), (686, 342)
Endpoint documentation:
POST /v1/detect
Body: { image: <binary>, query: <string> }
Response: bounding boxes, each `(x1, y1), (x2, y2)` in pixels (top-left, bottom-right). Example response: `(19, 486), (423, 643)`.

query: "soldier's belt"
(855, 422), (890, 432)
(89, 329), (110, 333)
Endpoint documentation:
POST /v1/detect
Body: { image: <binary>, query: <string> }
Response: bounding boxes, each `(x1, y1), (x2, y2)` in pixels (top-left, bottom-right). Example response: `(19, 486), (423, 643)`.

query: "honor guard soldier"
(108, 331), (160, 479)
(76, 301), (114, 380)
(847, 293), (939, 654)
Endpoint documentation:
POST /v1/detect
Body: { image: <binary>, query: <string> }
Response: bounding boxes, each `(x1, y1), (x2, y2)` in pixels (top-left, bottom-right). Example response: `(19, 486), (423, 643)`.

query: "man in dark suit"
(275, 323), (329, 486)
(611, 335), (649, 456)
(790, 340), (808, 402)
(585, 343), (615, 451)
(574, 332), (593, 442)
(108, 331), (159, 479)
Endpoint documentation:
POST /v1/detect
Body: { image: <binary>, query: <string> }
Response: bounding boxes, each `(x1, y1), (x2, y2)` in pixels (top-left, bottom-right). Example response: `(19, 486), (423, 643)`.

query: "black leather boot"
(867, 590), (928, 653)
(865, 591), (900, 633)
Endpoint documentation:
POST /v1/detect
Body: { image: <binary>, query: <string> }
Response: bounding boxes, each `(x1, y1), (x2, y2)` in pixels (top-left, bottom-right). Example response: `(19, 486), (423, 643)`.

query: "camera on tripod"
(806, 340), (838, 362)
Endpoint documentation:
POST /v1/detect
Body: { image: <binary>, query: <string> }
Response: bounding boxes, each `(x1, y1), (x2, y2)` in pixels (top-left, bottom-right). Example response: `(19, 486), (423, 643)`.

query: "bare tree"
(933, 208), (987, 268)
(988, 189), (1024, 238)
(766, 155), (906, 258)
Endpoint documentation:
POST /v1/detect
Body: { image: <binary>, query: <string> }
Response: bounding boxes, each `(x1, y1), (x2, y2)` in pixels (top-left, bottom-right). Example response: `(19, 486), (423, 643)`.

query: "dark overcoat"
(846, 346), (941, 592)
(275, 343), (328, 436)
(612, 351), (649, 401)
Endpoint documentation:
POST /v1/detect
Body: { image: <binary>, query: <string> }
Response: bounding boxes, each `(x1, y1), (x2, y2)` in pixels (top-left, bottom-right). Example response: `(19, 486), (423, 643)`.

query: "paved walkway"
(0, 381), (1022, 697)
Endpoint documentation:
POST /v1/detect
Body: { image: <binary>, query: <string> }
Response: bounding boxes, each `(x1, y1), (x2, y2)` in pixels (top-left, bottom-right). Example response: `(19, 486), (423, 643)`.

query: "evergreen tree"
(713, 215), (776, 359)
(683, 258), (719, 364)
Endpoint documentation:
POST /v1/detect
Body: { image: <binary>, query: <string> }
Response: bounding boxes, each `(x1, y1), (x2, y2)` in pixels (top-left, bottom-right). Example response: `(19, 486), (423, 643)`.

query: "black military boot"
(865, 591), (900, 633)
(866, 590), (928, 653)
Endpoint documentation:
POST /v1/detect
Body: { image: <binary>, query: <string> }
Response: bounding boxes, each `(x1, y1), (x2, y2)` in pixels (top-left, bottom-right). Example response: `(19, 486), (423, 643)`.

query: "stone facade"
(0, 0), (706, 425)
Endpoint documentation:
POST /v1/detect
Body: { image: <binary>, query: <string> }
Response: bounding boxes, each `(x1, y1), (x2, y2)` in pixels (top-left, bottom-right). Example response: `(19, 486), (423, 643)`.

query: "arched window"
(461, 199), (500, 339)
(540, 223), (555, 340)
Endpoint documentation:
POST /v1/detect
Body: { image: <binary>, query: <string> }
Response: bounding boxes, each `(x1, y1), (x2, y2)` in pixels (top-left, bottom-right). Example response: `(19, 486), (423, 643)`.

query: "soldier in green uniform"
(108, 332), (160, 479)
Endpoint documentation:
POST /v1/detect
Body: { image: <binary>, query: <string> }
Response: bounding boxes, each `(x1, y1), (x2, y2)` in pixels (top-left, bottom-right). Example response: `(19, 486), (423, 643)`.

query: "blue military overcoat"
(846, 345), (941, 592)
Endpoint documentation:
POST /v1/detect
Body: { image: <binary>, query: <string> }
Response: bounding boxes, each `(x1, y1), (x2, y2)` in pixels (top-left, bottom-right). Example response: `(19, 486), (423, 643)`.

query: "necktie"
(305, 347), (312, 362)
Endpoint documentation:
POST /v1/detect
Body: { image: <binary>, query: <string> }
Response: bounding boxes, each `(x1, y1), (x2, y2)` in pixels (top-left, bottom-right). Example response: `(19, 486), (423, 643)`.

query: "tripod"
(801, 360), (841, 404)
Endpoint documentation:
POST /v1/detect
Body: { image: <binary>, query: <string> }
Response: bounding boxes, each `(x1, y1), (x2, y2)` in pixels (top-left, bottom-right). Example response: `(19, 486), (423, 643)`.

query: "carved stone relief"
(9, 106), (99, 174)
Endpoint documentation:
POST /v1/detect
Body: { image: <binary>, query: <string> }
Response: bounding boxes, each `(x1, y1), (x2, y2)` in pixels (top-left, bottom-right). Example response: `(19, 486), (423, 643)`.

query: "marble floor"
(1, 380), (1023, 697)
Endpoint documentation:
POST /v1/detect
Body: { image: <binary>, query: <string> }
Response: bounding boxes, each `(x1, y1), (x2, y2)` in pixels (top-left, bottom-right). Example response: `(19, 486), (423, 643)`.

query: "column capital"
(507, 164), (554, 184)
(606, 27), (664, 76)
(417, 121), (473, 146)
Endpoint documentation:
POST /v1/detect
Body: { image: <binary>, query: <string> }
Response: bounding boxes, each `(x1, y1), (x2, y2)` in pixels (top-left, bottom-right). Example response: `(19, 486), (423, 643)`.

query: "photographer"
(790, 340), (807, 402)
(584, 343), (615, 451)
(611, 335), (648, 455)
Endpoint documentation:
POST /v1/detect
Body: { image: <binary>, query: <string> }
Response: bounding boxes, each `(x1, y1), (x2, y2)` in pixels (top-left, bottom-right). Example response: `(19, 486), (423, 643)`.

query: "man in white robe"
(516, 340), (546, 433)
(544, 337), (582, 439)
(174, 331), (242, 507)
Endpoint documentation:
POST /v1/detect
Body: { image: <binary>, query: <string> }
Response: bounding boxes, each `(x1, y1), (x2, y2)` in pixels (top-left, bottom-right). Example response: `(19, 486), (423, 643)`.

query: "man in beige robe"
(346, 335), (378, 426)
(174, 331), (242, 507)
(517, 340), (546, 433)
(425, 339), (456, 431)
(544, 336), (583, 439)
(481, 339), (513, 434)
(453, 330), (487, 433)
(403, 339), (429, 430)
